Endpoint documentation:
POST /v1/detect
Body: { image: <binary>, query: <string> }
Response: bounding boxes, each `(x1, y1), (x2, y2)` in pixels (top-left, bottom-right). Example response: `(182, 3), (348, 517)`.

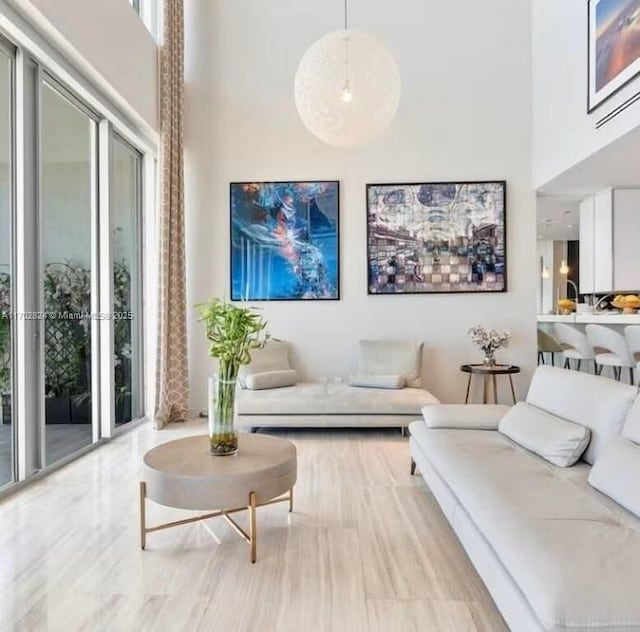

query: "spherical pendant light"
(294, 29), (401, 148)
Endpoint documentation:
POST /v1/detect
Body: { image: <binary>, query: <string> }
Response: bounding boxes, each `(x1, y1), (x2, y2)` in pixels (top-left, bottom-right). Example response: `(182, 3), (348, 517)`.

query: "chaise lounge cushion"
(409, 420), (640, 631)
(237, 382), (439, 416)
(357, 340), (423, 387)
(525, 366), (637, 464)
(589, 437), (640, 518)
(498, 402), (591, 467)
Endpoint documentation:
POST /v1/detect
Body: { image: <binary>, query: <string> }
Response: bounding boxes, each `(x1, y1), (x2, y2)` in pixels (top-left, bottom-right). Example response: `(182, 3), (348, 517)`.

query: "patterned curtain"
(154, 0), (189, 428)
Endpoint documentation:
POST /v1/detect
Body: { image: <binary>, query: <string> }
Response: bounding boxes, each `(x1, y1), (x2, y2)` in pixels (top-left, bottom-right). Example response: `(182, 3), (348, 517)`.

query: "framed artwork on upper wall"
(366, 181), (507, 295)
(588, 0), (640, 112)
(230, 180), (340, 301)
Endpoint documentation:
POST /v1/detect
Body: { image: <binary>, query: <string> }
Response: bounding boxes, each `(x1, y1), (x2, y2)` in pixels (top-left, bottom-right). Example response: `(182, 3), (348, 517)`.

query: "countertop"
(537, 313), (640, 325)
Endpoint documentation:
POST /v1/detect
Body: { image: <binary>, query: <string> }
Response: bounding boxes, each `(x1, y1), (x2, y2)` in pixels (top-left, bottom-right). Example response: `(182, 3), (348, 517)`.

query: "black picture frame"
(587, 0), (640, 113)
(229, 180), (340, 302)
(366, 180), (507, 296)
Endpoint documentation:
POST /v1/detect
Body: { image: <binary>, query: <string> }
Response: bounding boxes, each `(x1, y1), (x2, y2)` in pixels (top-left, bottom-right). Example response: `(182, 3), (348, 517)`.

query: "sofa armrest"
(420, 404), (510, 430)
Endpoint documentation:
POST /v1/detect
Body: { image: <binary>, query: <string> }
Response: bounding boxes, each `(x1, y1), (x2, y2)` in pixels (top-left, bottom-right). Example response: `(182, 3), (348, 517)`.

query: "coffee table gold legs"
(465, 374), (472, 403)
(508, 375), (517, 404)
(140, 481), (146, 550)
(139, 484), (294, 562)
(248, 492), (257, 563)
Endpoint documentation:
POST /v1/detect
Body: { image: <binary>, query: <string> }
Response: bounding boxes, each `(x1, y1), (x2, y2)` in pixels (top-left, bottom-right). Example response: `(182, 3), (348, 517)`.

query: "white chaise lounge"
(410, 366), (640, 632)
(237, 339), (439, 432)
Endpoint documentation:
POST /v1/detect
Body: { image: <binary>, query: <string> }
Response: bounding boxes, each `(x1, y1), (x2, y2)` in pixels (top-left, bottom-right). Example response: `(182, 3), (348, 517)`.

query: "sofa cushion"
(349, 374), (405, 389)
(357, 340), (423, 387)
(526, 366), (637, 464)
(238, 341), (291, 388)
(498, 402), (591, 467)
(409, 420), (640, 631)
(622, 395), (640, 444)
(237, 382), (439, 416)
(589, 437), (640, 518)
(421, 404), (510, 430)
(244, 369), (298, 391)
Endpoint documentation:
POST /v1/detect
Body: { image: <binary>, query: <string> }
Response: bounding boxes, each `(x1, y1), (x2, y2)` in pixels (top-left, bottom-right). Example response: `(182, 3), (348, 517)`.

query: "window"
(40, 80), (98, 465)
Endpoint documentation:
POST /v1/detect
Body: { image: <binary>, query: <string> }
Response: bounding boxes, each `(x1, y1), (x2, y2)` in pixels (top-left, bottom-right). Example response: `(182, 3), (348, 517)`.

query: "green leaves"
(196, 298), (269, 374)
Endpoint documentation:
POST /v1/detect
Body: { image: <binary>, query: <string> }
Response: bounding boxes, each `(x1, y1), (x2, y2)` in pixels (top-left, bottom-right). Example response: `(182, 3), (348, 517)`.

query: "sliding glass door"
(111, 135), (143, 426)
(0, 44), (14, 487)
(40, 80), (98, 465)
(0, 37), (150, 492)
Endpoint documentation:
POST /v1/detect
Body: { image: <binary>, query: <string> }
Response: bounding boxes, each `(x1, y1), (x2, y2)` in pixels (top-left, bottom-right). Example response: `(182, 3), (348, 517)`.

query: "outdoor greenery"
(197, 298), (268, 454)
(0, 260), (134, 422)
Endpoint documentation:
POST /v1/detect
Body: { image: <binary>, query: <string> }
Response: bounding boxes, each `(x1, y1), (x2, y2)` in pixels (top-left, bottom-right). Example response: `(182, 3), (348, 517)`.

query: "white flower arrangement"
(468, 325), (511, 358)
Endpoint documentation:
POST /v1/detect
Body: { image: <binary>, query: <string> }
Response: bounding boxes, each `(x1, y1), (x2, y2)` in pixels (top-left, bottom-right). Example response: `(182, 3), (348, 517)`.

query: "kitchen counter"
(538, 313), (640, 325)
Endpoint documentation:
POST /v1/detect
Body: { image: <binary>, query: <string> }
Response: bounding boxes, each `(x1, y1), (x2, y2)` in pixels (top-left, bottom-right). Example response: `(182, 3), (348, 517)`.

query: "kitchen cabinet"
(579, 188), (640, 294)
(613, 189), (640, 291)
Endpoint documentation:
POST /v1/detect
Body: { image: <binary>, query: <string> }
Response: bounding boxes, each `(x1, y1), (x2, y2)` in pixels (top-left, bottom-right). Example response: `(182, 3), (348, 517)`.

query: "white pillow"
(499, 402), (591, 467)
(622, 396), (640, 444)
(357, 340), (423, 388)
(239, 340), (291, 388)
(589, 437), (640, 518)
(350, 374), (405, 389)
(245, 369), (297, 391)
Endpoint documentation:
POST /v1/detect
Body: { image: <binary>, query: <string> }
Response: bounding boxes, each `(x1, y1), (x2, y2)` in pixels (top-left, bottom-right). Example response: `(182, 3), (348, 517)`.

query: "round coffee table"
(140, 433), (297, 563)
(460, 364), (520, 404)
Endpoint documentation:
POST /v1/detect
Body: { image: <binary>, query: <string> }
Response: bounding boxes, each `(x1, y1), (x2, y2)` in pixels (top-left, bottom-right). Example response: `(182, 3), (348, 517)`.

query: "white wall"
(184, 0), (537, 409)
(533, 0), (640, 190)
(2, 0), (157, 130)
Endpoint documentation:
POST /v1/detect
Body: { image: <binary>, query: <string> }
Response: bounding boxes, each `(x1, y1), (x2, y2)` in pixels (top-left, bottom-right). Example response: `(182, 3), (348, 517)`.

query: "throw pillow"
(349, 374), (405, 389)
(357, 340), (423, 388)
(499, 402), (591, 467)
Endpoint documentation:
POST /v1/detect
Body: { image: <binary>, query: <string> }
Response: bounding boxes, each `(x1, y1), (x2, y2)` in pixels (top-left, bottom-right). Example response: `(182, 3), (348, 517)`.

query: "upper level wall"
(533, 0), (640, 190)
(1, 0), (158, 131)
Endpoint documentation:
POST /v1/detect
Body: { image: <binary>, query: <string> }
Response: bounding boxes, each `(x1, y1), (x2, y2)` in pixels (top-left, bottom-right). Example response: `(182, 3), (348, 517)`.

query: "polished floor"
(0, 424), (93, 485)
(0, 421), (507, 632)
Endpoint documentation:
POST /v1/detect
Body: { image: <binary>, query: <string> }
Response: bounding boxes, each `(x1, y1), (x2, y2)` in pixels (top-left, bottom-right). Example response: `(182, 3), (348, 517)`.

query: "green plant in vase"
(197, 298), (268, 455)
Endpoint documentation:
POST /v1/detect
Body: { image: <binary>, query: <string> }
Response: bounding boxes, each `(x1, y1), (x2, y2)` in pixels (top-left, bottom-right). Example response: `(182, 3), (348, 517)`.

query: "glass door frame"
(0, 35), (17, 489)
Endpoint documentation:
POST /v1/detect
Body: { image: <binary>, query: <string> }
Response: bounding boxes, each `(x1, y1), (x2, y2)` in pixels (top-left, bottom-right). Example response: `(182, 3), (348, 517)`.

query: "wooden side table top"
(143, 433), (297, 511)
(460, 364), (521, 375)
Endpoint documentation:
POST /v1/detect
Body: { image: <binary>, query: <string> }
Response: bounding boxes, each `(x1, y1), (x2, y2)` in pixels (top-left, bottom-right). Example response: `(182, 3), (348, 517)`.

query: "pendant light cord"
(344, 0), (348, 31)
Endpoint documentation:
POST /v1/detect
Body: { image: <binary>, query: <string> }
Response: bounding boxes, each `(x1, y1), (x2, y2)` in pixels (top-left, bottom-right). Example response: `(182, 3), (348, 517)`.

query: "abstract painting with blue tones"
(230, 181), (339, 301)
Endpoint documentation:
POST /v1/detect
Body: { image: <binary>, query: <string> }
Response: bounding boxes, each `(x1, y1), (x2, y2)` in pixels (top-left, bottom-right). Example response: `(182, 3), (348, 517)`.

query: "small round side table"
(460, 364), (520, 404)
(140, 433), (297, 563)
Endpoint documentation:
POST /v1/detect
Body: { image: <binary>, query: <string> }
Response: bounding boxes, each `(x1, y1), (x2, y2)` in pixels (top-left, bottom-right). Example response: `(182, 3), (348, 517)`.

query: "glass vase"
(208, 375), (239, 456)
(483, 350), (496, 367)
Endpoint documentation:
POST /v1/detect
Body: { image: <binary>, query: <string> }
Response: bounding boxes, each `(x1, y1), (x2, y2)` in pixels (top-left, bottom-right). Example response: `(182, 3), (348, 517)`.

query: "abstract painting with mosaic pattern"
(366, 181), (506, 295)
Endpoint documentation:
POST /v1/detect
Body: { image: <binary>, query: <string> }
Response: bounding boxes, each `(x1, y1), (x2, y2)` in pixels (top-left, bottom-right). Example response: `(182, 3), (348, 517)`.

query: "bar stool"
(537, 329), (563, 366)
(553, 323), (595, 371)
(624, 325), (640, 379)
(585, 324), (635, 384)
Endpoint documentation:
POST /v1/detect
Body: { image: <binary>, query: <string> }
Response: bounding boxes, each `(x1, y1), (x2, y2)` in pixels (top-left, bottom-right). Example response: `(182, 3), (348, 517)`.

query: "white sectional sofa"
(410, 366), (640, 632)
(237, 339), (439, 432)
